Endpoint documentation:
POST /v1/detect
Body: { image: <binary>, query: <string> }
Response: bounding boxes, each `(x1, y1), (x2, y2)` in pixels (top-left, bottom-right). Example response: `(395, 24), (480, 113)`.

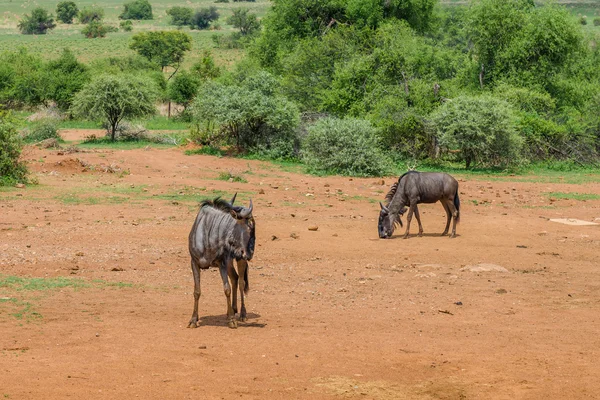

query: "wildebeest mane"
(384, 170), (418, 205)
(200, 197), (233, 213)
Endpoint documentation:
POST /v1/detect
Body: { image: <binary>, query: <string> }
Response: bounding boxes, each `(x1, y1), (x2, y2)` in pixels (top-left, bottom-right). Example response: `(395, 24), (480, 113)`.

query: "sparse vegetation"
(18, 8), (56, 35)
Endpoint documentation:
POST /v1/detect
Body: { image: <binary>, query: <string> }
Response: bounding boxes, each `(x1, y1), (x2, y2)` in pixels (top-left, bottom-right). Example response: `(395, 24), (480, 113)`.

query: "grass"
(216, 171), (248, 183)
(185, 146), (225, 157)
(545, 192), (600, 201)
(0, 0), (270, 67)
(0, 275), (133, 322)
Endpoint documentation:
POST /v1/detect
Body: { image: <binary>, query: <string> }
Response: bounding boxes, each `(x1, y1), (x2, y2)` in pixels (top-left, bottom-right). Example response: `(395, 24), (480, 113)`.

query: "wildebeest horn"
(238, 199), (253, 218)
(230, 192), (237, 205)
(379, 202), (389, 213)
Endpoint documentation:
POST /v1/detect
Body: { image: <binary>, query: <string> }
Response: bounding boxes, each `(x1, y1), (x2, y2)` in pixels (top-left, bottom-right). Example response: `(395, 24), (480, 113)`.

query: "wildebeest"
(188, 194), (255, 329)
(378, 171), (460, 239)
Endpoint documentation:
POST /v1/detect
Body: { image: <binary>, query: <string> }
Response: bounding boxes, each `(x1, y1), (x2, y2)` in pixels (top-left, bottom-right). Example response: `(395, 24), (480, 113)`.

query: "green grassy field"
(0, 0), (270, 67)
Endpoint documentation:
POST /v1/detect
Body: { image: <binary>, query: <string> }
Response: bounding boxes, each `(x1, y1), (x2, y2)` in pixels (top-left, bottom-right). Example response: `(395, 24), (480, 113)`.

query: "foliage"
(302, 117), (392, 176)
(130, 31), (192, 72)
(56, 2), (79, 24)
(44, 48), (90, 111)
(430, 95), (523, 169)
(78, 6), (104, 24)
(120, 0), (153, 20)
(594, 18), (600, 27)
(168, 70), (201, 110)
(191, 75), (300, 156)
(190, 7), (220, 30)
(227, 8), (261, 36)
(21, 119), (62, 143)
(191, 50), (221, 80)
(82, 21), (118, 38)
(70, 74), (158, 141)
(0, 49), (47, 108)
(0, 112), (27, 186)
(18, 8), (56, 35)
(120, 20), (133, 32)
(166, 7), (193, 26)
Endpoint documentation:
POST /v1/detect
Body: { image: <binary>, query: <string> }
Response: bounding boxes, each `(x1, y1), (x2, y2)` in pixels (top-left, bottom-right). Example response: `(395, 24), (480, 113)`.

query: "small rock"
(75, 252), (84, 257)
(290, 214), (295, 218)
(308, 225), (318, 231)
(199, 345), (207, 350)
(332, 233), (338, 237)
(324, 183), (330, 187)
(538, 231), (548, 236)
(95, 333), (100, 337)
(496, 288), (507, 294)
(271, 235), (278, 241)
(259, 189), (265, 194)
(15, 183), (25, 189)
(461, 263), (509, 273)
(454, 301), (463, 306)
(290, 232), (299, 239)
(111, 267), (124, 272)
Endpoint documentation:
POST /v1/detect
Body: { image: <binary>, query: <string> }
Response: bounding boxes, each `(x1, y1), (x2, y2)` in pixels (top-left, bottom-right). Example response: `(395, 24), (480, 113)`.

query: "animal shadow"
(198, 312), (266, 328)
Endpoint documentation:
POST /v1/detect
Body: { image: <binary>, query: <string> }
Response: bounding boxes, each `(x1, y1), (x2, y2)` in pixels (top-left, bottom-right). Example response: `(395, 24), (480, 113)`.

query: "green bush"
(44, 49), (90, 111)
(430, 95), (524, 169)
(82, 21), (117, 38)
(166, 6), (193, 26)
(594, 18), (600, 26)
(0, 112), (27, 186)
(120, 20), (133, 32)
(22, 120), (62, 143)
(0, 49), (47, 108)
(18, 8), (56, 35)
(580, 15), (587, 25)
(302, 117), (392, 176)
(56, 1), (78, 24)
(190, 7), (219, 30)
(78, 7), (104, 23)
(120, 0), (153, 20)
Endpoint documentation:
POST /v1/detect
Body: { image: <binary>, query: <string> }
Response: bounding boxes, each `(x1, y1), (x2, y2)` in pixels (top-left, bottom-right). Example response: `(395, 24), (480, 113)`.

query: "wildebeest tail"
(454, 188), (460, 222)
(244, 264), (249, 294)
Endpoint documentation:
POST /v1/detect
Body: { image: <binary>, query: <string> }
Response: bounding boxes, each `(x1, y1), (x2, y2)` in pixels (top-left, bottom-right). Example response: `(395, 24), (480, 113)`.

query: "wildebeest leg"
(236, 259), (248, 322)
(441, 200), (451, 236)
(227, 259), (239, 315)
(220, 259), (237, 329)
(402, 206), (415, 239)
(447, 199), (459, 238)
(187, 259), (201, 328)
(412, 204), (424, 237)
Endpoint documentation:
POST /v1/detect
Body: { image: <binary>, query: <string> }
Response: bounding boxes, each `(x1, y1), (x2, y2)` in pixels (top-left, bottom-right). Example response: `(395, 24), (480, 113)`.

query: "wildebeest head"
(230, 200), (255, 260)
(378, 202), (405, 239)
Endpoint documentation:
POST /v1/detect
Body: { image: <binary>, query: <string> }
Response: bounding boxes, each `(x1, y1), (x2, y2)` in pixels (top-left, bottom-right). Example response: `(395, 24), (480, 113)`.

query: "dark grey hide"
(378, 171), (460, 239)
(188, 195), (255, 329)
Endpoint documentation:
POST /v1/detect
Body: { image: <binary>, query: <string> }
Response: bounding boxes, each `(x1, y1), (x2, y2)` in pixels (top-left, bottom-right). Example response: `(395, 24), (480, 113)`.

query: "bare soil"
(2, 137), (600, 399)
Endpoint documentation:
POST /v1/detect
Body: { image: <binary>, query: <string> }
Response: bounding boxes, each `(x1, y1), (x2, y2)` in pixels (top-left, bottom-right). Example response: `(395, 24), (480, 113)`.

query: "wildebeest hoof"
(418, 232), (423, 237)
(239, 315), (247, 322)
(402, 234), (409, 239)
(187, 319), (199, 328)
(441, 231), (448, 236)
(449, 234), (456, 238)
(228, 319), (238, 329)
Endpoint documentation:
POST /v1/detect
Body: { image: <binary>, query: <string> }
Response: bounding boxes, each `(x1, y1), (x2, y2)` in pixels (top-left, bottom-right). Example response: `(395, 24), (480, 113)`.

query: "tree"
(45, 48), (90, 111)
(120, 20), (133, 32)
(130, 31), (192, 75)
(18, 8), (56, 35)
(56, 1), (79, 24)
(166, 6), (193, 26)
(120, 0), (153, 20)
(70, 74), (157, 141)
(168, 70), (201, 110)
(0, 111), (27, 186)
(430, 95), (523, 169)
(0, 49), (48, 108)
(191, 50), (221, 80)
(78, 7), (104, 23)
(190, 7), (220, 30)
(227, 8), (260, 36)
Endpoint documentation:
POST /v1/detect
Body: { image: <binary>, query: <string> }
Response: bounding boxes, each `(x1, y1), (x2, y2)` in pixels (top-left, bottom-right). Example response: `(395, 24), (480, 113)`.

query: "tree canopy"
(18, 8), (56, 35)
(130, 31), (192, 73)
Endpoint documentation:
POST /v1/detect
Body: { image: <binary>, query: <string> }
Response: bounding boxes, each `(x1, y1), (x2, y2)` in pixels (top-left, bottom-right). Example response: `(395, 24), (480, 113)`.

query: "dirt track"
(1, 139), (600, 399)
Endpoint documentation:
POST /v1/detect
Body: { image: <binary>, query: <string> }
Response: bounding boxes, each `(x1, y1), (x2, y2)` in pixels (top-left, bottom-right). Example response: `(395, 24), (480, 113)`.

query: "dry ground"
(1, 135), (600, 399)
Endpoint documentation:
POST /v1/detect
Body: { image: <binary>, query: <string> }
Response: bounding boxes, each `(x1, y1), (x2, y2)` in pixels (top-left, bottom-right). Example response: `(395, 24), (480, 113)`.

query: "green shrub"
(594, 18), (600, 26)
(56, 1), (78, 24)
(18, 8), (56, 34)
(120, 20), (133, 32)
(430, 95), (524, 169)
(166, 7), (193, 26)
(580, 15), (587, 25)
(0, 112), (27, 186)
(82, 21), (117, 38)
(190, 7), (219, 30)
(22, 120), (62, 143)
(78, 7), (104, 23)
(120, 0), (153, 20)
(302, 117), (392, 176)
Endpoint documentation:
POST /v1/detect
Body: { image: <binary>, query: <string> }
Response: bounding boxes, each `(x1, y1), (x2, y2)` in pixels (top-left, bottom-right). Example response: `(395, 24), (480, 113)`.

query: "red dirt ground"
(1, 136), (600, 399)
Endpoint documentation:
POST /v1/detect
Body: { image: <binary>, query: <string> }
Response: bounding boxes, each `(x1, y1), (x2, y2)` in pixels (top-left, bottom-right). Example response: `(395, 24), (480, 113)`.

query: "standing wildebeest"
(188, 194), (255, 329)
(378, 171), (460, 239)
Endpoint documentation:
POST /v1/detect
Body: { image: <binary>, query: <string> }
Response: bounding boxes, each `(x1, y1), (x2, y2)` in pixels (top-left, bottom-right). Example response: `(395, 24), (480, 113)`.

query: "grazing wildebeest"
(188, 194), (255, 329)
(378, 171), (460, 239)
